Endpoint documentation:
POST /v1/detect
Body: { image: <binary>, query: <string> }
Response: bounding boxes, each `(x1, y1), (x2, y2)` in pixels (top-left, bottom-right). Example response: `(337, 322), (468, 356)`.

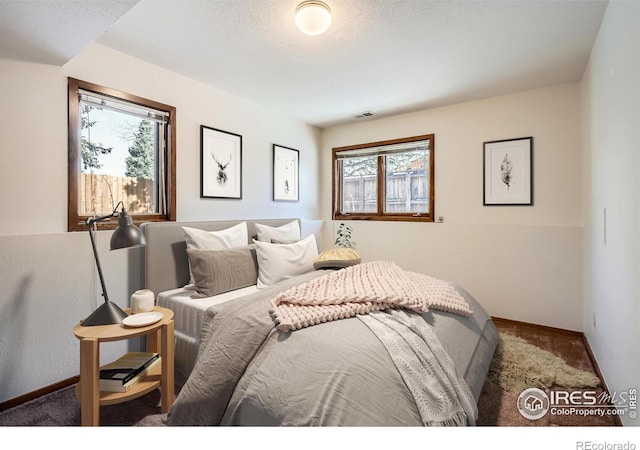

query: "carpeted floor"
(0, 319), (618, 427)
(476, 319), (618, 426)
(0, 384), (166, 427)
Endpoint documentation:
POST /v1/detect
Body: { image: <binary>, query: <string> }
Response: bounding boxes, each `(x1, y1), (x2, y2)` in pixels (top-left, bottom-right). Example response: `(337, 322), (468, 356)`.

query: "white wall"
(322, 83), (583, 331)
(0, 44), (322, 403)
(62, 46), (321, 224)
(581, 1), (639, 426)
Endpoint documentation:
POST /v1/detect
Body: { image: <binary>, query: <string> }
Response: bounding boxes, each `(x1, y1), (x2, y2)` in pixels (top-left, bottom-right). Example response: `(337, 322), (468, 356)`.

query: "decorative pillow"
(270, 238), (298, 244)
(254, 234), (318, 289)
(187, 245), (258, 298)
(255, 220), (300, 243)
(182, 222), (248, 250)
(313, 248), (361, 270)
(182, 222), (248, 286)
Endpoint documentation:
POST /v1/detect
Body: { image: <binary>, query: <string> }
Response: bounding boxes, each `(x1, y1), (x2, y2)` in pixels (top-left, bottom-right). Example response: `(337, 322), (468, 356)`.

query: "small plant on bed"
(334, 222), (354, 248)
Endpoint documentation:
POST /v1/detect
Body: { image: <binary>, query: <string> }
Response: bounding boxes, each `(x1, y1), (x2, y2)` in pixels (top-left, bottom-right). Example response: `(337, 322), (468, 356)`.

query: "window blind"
(79, 89), (169, 124)
(335, 140), (429, 160)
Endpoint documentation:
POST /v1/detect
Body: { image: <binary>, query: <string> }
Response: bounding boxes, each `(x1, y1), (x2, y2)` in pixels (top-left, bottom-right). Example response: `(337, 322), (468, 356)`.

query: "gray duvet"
(165, 270), (498, 426)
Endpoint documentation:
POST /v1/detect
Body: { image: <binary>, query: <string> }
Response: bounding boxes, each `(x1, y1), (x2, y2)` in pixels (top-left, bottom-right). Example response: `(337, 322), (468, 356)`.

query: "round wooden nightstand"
(73, 306), (174, 426)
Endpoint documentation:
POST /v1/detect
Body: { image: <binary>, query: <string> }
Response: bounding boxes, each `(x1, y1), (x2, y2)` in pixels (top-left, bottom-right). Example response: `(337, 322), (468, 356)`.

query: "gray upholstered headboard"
(141, 219), (299, 296)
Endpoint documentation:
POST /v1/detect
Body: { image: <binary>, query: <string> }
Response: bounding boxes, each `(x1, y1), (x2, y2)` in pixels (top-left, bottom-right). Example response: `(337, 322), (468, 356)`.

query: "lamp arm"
(84, 201), (125, 227)
(80, 201), (138, 325)
(87, 224), (110, 304)
(85, 201), (124, 305)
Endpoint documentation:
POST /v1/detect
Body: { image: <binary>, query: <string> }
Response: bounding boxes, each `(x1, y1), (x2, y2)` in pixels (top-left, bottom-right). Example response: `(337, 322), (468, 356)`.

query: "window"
(67, 78), (176, 231)
(333, 134), (434, 222)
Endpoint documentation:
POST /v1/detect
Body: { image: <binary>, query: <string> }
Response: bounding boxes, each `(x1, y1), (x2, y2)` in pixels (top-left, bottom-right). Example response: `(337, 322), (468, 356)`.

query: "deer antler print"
(212, 152), (232, 185)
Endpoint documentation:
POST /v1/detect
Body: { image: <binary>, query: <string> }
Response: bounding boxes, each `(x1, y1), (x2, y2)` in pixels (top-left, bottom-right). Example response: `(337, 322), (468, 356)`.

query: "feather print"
(500, 153), (513, 191)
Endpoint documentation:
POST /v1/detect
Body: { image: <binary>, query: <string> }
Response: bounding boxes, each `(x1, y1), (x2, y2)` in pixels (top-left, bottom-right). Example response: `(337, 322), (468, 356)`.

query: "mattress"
(157, 284), (258, 380)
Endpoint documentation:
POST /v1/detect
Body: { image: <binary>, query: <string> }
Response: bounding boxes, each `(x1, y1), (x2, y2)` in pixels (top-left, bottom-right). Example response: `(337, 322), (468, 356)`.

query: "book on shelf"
(100, 357), (161, 393)
(99, 352), (160, 392)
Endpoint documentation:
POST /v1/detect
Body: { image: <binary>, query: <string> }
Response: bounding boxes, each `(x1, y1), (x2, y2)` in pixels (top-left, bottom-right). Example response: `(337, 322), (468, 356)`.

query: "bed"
(141, 219), (498, 426)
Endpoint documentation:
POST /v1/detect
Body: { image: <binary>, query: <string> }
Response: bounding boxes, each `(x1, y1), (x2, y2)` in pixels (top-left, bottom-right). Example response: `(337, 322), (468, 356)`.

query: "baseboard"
(491, 316), (582, 337)
(581, 335), (623, 427)
(0, 376), (78, 413)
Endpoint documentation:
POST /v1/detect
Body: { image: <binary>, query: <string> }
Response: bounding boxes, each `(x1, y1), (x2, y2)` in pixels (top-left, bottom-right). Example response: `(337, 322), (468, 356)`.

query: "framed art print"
(273, 144), (299, 202)
(201, 126), (242, 199)
(483, 137), (533, 205)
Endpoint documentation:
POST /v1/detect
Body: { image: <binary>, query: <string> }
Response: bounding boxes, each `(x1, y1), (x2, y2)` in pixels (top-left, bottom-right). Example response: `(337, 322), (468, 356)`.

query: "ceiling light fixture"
(295, 1), (332, 36)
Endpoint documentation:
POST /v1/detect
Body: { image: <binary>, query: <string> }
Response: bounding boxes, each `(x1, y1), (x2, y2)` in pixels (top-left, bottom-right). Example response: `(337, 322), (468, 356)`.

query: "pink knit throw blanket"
(270, 261), (473, 332)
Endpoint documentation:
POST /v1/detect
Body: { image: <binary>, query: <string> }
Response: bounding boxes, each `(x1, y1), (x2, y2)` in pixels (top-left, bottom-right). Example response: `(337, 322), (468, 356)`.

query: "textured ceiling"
(1, 1), (608, 128)
(0, 0), (138, 65)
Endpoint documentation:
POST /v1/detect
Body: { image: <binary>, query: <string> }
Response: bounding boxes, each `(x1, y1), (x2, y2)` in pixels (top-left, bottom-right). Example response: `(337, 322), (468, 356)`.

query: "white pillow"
(255, 220), (300, 243)
(254, 234), (318, 289)
(182, 222), (248, 287)
(182, 222), (248, 250)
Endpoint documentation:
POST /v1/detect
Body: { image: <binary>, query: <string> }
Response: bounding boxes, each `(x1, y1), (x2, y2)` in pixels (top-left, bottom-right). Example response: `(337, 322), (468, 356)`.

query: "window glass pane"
(384, 150), (429, 214)
(79, 103), (160, 216)
(332, 134), (433, 222)
(341, 155), (378, 213)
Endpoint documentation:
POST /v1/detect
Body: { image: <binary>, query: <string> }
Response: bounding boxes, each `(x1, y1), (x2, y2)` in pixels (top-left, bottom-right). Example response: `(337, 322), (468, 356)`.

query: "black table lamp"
(82, 201), (146, 326)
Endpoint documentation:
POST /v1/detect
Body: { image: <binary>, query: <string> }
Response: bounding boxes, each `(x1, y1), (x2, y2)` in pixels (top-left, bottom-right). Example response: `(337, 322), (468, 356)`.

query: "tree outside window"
(68, 78), (176, 231)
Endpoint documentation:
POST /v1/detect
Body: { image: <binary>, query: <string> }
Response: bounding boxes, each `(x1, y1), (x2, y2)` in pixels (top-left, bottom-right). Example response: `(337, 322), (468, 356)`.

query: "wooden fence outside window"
(342, 171), (429, 213)
(79, 173), (155, 215)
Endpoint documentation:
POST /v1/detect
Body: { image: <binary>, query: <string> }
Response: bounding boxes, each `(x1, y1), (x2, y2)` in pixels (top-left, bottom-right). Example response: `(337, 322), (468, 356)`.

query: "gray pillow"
(187, 245), (258, 298)
(270, 238), (298, 244)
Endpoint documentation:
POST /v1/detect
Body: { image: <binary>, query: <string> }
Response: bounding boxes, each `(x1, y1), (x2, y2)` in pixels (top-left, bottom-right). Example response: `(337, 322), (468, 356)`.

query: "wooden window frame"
(332, 134), (435, 223)
(67, 78), (176, 231)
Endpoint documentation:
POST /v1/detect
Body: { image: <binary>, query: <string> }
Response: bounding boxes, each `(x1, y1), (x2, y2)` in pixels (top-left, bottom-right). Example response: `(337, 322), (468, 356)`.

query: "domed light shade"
(295, 1), (332, 35)
(110, 210), (146, 250)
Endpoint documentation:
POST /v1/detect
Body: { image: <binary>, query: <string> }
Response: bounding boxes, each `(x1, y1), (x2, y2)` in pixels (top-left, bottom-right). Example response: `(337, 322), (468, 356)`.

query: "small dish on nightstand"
(122, 311), (163, 327)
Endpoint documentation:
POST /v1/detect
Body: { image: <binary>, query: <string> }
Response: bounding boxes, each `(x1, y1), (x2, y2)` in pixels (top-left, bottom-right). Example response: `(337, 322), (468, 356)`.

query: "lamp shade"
(110, 211), (146, 250)
(295, 1), (332, 35)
